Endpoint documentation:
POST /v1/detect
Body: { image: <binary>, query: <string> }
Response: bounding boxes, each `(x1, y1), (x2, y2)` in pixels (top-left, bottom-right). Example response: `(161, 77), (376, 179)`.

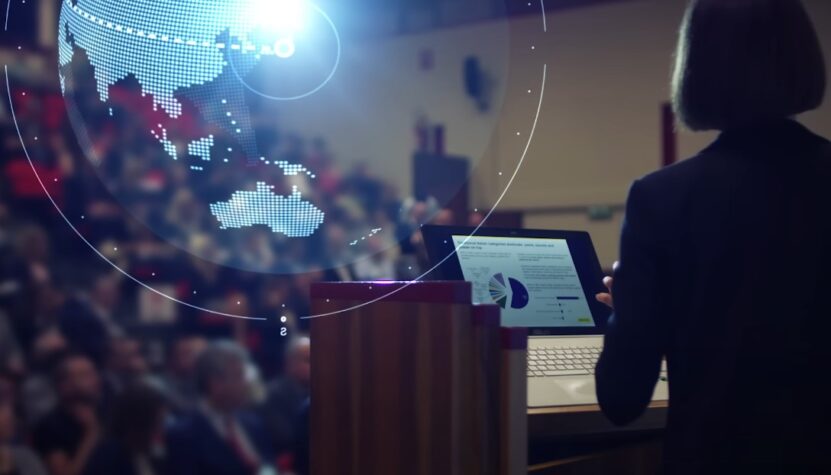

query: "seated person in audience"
(0, 371), (14, 415)
(20, 329), (67, 426)
(261, 336), (310, 463)
(2, 224), (52, 352)
(101, 337), (148, 407)
(159, 335), (206, 415)
(0, 311), (23, 377)
(59, 275), (123, 367)
(83, 382), (167, 475)
(32, 353), (101, 475)
(0, 396), (47, 475)
(167, 341), (274, 475)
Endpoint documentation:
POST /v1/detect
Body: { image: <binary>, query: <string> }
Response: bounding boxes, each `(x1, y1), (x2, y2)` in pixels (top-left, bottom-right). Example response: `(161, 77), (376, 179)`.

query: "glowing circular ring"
(228, 0), (341, 102)
(4, 0), (547, 321)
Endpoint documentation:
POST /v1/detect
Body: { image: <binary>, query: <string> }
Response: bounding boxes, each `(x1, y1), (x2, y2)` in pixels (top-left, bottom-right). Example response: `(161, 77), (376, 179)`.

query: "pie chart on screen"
(488, 273), (530, 309)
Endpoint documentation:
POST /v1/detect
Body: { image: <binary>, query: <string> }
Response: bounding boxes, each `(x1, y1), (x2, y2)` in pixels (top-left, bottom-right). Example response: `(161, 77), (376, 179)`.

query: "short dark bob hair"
(672, 0), (826, 131)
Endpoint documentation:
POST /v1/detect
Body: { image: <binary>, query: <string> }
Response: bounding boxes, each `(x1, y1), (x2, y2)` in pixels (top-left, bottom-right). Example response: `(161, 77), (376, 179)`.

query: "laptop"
(421, 225), (668, 408)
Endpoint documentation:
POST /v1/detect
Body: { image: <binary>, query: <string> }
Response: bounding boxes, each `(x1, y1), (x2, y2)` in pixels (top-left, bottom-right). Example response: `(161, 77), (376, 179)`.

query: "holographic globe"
(56, 0), (509, 274)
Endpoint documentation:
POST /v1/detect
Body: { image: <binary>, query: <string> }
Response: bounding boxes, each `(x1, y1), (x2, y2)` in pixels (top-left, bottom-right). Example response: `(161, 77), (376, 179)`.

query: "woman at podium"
(594, 0), (829, 474)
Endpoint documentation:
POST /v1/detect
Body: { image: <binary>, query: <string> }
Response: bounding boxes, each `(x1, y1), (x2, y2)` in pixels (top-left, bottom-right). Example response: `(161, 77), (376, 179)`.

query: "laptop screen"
(451, 235), (596, 328)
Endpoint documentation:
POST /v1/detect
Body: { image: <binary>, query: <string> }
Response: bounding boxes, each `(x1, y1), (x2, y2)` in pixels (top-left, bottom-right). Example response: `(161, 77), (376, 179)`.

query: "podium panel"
(310, 281), (525, 475)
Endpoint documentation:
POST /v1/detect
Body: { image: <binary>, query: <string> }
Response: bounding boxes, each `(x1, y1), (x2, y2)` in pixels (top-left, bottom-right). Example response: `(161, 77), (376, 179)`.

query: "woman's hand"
(595, 262), (618, 309)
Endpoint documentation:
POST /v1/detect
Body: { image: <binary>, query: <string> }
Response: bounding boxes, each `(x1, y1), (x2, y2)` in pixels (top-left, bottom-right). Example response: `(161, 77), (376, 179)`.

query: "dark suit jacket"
(83, 439), (166, 475)
(596, 120), (831, 475)
(166, 409), (274, 475)
(261, 378), (308, 454)
(58, 297), (109, 366)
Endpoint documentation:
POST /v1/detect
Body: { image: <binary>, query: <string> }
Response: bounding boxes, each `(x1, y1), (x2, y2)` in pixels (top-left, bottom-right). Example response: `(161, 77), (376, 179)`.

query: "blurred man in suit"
(167, 341), (274, 475)
(32, 353), (101, 475)
(261, 336), (310, 464)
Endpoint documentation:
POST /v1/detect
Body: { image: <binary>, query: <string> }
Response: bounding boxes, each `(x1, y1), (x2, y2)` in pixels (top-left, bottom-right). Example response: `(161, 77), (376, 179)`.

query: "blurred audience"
(0, 49), (463, 475)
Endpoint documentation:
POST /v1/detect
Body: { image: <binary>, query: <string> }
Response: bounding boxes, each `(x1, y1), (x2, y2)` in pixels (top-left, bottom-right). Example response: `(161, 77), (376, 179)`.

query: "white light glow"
(247, 0), (306, 33)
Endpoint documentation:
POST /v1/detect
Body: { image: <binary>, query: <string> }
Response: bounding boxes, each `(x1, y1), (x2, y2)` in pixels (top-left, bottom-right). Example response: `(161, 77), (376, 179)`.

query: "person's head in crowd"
(0, 369), (16, 410)
(13, 224), (49, 264)
(0, 200), (10, 229)
(106, 336), (148, 381)
(37, 282), (68, 319)
(259, 277), (291, 313)
(166, 189), (202, 229)
(0, 396), (16, 445)
(3, 133), (22, 154)
(108, 381), (167, 454)
(307, 136), (331, 167)
(672, 0), (825, 131)
(89, 274), (121, 315)
(30, 328), (68, 371)
(284, 134), (305, 156)
(168, 335), (207, 379)
(431, 208), (455, 226)
(223, 291), (252, 316)
(195, 341), (252, 413)
(284, 336), (311, 390)
(53, 352), (101, 406)
(468, 210), (485, 227)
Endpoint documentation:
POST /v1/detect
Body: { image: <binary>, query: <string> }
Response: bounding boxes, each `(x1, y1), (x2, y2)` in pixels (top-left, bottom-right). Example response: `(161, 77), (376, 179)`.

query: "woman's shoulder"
(635, 152), (711, 194)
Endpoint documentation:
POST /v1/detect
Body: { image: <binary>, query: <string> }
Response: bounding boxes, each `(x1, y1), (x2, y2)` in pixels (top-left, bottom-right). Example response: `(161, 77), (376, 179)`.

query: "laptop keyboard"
(527, 346), (602, 377)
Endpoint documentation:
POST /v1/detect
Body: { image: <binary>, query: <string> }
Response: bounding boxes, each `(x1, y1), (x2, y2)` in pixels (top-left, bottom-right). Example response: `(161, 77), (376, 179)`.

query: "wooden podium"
(310, 281), (527, 475)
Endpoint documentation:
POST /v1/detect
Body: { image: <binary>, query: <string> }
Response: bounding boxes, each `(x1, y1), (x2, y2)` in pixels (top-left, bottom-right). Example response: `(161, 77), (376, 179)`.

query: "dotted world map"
(57, 0), (325, 238)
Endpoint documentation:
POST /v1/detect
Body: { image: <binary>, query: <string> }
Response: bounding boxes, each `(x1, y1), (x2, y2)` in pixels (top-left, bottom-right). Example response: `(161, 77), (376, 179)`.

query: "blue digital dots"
(152, 127), (178, 160)
(57, 0), (283, 119)
(269, 161), (310, 176)
(57, 0), (328, 236)
(210, 183), (325, 238)
(188, 135), (214, 161)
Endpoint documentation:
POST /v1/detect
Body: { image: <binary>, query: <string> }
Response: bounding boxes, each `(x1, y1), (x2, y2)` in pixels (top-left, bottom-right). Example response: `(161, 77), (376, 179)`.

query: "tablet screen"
(451, 235), (595, 328)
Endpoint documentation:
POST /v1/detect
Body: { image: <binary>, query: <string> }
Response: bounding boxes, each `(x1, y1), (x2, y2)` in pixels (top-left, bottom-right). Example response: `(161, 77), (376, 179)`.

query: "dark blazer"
(260, 378), (308, 454)
(166, 410), (274, 475)
(596, 120), (831, 475)
(83, 439), (166, 475)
